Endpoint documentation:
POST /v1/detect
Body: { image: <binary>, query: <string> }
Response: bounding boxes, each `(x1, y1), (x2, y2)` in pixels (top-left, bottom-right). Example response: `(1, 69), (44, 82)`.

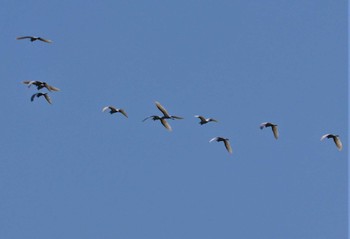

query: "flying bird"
(23, 81), (60, 92)
(102, 106), (128, 118)
(31, 93), (52, 104)
(16, 36), (52, 43)
(320, 134), (343, 151)
(209, 137), (232, 154)
(260, 122), (279, 139)
(143, 115), (172, 131)
(155, 101), (183, 120)
(195, 115), (218, 125)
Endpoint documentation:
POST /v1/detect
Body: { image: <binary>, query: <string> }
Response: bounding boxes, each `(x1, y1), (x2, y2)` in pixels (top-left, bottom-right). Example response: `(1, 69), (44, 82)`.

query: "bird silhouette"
(260, 122), (279, 139)
(16, 36), (52, 43)
(23, 81), (60, 92)
(143, 115), (172, 131)
(209, 137), (232, 154)
(320, 134), (342, 151)
(31, 93), (52, 104)
(195, 115), (218, 125)
(102, 106), (128, 118)
(155, 101), (183, 120)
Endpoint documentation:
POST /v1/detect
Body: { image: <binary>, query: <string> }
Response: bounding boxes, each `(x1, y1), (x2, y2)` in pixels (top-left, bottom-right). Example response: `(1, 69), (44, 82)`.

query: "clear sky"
(0, 1), (347, 238)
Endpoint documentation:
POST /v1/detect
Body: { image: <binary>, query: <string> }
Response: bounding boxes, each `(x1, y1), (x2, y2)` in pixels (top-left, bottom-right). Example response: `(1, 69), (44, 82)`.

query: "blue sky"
(0, 1), (347, 238)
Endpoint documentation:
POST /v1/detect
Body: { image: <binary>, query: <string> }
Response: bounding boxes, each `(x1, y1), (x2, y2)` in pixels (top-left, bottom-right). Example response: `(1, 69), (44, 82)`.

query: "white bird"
(209, 137), (232, 154)
(16, 36), (52, 43)
(102, 106), (128, 118)
(195, 115), (218, 125)
(260, 122), (279, 139)
(31, 93), (52, 104)
(320, 134), (342, 151)
(23, 81), (60, 92)
(155, 101), (183, 120)
(143, 115), (172, 131)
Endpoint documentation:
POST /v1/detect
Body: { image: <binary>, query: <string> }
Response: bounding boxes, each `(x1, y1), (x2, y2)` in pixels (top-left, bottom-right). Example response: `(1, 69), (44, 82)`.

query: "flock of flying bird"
(17, 35), (343, 154)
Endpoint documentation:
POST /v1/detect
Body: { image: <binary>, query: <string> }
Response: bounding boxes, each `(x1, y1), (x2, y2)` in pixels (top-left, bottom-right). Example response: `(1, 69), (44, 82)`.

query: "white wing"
(155, 101), (171, 118)
(209, 137), (218, 143)
(102, 106), (110, 112)
(320, 134), (330, 141)
(334, 137), (343, 151)
(23, 80), (36, 88)
(46, 85), (60, 91)
(223, 139), (233, 154)
(260, 122), (268, 129)
(160, 118), (172, 131)
(272, 125), (279, 139)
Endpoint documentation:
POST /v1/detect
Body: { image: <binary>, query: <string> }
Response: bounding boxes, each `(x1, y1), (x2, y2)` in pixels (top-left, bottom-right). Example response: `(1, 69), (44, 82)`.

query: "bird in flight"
(102, 106), (128, 118)
(209, 137), (232, 154)
(195, 115), (218, 125)
(23, 81), (60, 92)
(16, 36), (52, 43)
(143, 115), (172, 131)
(320, 134), (343, 151)
(260, 122), (279, 139)
(31, 93), (52, 104)
(155, 101), (183, 120)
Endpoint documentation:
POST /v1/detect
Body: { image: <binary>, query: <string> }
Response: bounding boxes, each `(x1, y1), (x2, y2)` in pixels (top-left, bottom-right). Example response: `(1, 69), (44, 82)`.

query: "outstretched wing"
(195, 115), (206, 121)
(30, 93), (38, 102)
(23, 80), (37, 88)
(160, 118), (172, 131)
(333, 137), (343, 151)
(223, 139), (233, 154)
(102, 106), (110, 112)
(143, 116), (155, 122)
(43, 94), (52, 104)
(38, 37), (52, 43)
(118, 109), (128, 118)
(155, 101), (171, 118)
(272, 125), (279, 139)
(46, 84), (60, 91)
(209, 137), (218, 143)
(16, 36), (33, 40)
(320, 134), (330, 141)
(171, 115), (183, 120)
(260, 122), (268, 129)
